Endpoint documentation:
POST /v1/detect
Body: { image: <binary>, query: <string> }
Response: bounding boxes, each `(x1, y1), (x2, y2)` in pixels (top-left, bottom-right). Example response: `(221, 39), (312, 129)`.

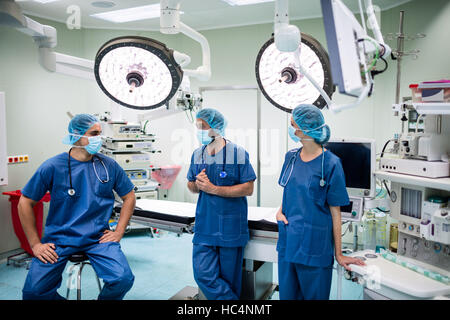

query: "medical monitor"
(320, 0), (370, 97)
(323, 138), (376, 198)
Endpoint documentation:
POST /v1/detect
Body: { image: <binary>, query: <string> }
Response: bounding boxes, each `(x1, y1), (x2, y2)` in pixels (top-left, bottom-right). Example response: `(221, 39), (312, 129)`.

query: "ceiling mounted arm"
(364, 0), (391, 58)
(160, 0), (211, 81)
(0, 0), (94, 80)
(274, 0), (301, 52)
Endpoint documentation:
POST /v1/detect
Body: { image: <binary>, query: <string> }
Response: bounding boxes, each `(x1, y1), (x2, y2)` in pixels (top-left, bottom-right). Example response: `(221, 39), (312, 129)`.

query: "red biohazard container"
(2, 190), (51, 255)
(151, 165), (182, 189)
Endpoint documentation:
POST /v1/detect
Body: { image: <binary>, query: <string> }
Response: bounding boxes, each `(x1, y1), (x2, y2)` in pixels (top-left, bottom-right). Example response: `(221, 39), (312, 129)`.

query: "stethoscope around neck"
(279, 146), (327, 188)
(200, 138), (228, 179)
(67, 147), (110, 196)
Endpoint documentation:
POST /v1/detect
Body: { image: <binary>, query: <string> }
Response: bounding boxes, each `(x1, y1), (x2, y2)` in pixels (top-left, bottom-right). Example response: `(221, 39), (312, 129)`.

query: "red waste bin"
(151, 165), (182, 189)
(2, 190), (51, 256)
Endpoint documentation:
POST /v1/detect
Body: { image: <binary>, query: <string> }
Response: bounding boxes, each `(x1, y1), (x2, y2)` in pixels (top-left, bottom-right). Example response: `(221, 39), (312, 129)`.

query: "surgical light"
(94, 36), (183, 110)
(255, 33), (334, 112)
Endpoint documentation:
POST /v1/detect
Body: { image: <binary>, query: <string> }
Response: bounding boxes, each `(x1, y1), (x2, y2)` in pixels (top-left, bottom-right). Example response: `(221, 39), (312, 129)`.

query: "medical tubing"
(341, 222), (351, 236)
(93, 157), (110, 183)
(199, 139), (227, 175)
(415, 114), (424, 133)
(185, 109), (194, 123)
(68, 148), (74, 191)
(380, 139), (393, 158)
(376, 207), (390, 213)
(358, 37), (380, 74)
(321, 145), (325, 186)
(383, 180), (391, 198)
(375, 185), (383, 198)
(143, 120), (149, 134)
(279, 150), (297, 187)
(371, 57), (388, 77)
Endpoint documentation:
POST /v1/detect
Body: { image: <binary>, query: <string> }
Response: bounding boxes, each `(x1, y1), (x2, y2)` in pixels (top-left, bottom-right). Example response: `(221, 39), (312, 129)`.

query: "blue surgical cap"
(196, 108), (227, 137)
(62, 114), (99, 145)
(292, 104), (330, 145)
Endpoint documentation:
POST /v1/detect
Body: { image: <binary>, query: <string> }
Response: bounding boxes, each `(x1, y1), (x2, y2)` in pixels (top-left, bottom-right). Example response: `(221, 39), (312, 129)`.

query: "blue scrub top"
(187, 141), (256, 247)
(21, 152), (135, 247)
(277, 148), (349, 267)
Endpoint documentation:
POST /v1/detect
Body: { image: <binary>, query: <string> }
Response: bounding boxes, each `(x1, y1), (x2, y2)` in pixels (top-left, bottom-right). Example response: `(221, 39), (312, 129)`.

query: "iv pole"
(390, 10), (425, 132)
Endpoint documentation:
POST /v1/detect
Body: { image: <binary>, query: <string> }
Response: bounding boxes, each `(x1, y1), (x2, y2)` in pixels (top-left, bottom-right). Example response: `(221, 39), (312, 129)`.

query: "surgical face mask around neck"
(70, 134), (103, 154)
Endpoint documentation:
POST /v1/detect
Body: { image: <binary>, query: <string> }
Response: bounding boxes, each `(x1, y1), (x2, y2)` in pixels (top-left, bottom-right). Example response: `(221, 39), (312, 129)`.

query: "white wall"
(0, 20), (90, 254)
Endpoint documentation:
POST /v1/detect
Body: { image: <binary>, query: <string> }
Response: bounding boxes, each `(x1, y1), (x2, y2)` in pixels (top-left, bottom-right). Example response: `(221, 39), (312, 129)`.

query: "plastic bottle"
(362, 211), (377, 251)
(375, 211), (387, 252)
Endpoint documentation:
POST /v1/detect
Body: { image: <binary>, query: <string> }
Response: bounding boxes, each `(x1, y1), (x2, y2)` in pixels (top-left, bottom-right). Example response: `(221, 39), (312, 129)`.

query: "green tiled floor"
(0, 231), (363, 300)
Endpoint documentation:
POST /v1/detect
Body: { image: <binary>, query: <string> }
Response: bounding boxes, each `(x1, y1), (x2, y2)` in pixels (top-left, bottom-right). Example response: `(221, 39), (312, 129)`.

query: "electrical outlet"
(7, 154), (29, 164)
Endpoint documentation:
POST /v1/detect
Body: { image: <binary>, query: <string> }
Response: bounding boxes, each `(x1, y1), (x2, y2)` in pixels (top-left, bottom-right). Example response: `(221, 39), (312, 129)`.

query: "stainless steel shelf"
(412, 102), (450, 115)
(375, 170), (450, 191)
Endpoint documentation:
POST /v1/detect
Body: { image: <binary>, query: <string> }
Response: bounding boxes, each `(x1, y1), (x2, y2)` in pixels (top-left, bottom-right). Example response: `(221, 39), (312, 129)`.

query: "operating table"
(114, 199), (279, 299)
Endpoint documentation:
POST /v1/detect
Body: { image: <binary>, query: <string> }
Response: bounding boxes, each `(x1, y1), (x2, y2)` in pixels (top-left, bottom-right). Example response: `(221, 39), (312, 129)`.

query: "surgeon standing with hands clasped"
(187, 108), (256, 300)
(18, 114), (136, 300)
(276, 104), (365, 300)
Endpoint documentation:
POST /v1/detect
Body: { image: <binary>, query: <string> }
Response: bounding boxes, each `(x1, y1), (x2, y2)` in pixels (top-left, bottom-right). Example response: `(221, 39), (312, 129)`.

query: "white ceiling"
(16, 0), (413, 31)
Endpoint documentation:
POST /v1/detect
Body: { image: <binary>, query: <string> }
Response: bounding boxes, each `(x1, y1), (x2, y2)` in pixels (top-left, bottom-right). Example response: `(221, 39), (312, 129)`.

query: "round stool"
(66, 252), (102, 300)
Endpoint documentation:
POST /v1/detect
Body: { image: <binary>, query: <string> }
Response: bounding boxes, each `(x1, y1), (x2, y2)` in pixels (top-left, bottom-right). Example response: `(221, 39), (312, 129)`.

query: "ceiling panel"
(16, 0), (413, 31)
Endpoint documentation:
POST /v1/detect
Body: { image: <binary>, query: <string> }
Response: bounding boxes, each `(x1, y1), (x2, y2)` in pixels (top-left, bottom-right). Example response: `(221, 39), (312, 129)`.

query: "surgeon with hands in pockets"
(276, 104), (365, 300)
(18, 114), (136, 300)
(187, 108), (256, 300)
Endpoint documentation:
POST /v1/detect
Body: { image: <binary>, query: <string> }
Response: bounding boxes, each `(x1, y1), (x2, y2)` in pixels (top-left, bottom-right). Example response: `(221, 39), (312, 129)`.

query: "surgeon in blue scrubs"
(18, 114), (136, 300)
(187, 108), (256, 300)
(276, 104), (365, 300)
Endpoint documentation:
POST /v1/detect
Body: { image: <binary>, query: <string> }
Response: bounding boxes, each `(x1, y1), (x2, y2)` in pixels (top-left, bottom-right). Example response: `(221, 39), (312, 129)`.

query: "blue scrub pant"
(22, 242), (134, 300)
(278, 254), (333, 300)
(193, 244), (243, 300)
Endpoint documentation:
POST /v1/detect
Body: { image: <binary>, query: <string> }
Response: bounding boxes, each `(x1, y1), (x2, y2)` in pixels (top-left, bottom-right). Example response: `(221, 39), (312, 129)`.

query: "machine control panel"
(398, 232), (450, 271)
(341, 196), (364, 222)
(399, 222), (421, 236)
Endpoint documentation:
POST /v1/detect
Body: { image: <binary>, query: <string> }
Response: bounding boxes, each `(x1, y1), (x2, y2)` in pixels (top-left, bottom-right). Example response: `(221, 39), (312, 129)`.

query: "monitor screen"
(323, 141), (372, 192)
(340, 201), (353, 213)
